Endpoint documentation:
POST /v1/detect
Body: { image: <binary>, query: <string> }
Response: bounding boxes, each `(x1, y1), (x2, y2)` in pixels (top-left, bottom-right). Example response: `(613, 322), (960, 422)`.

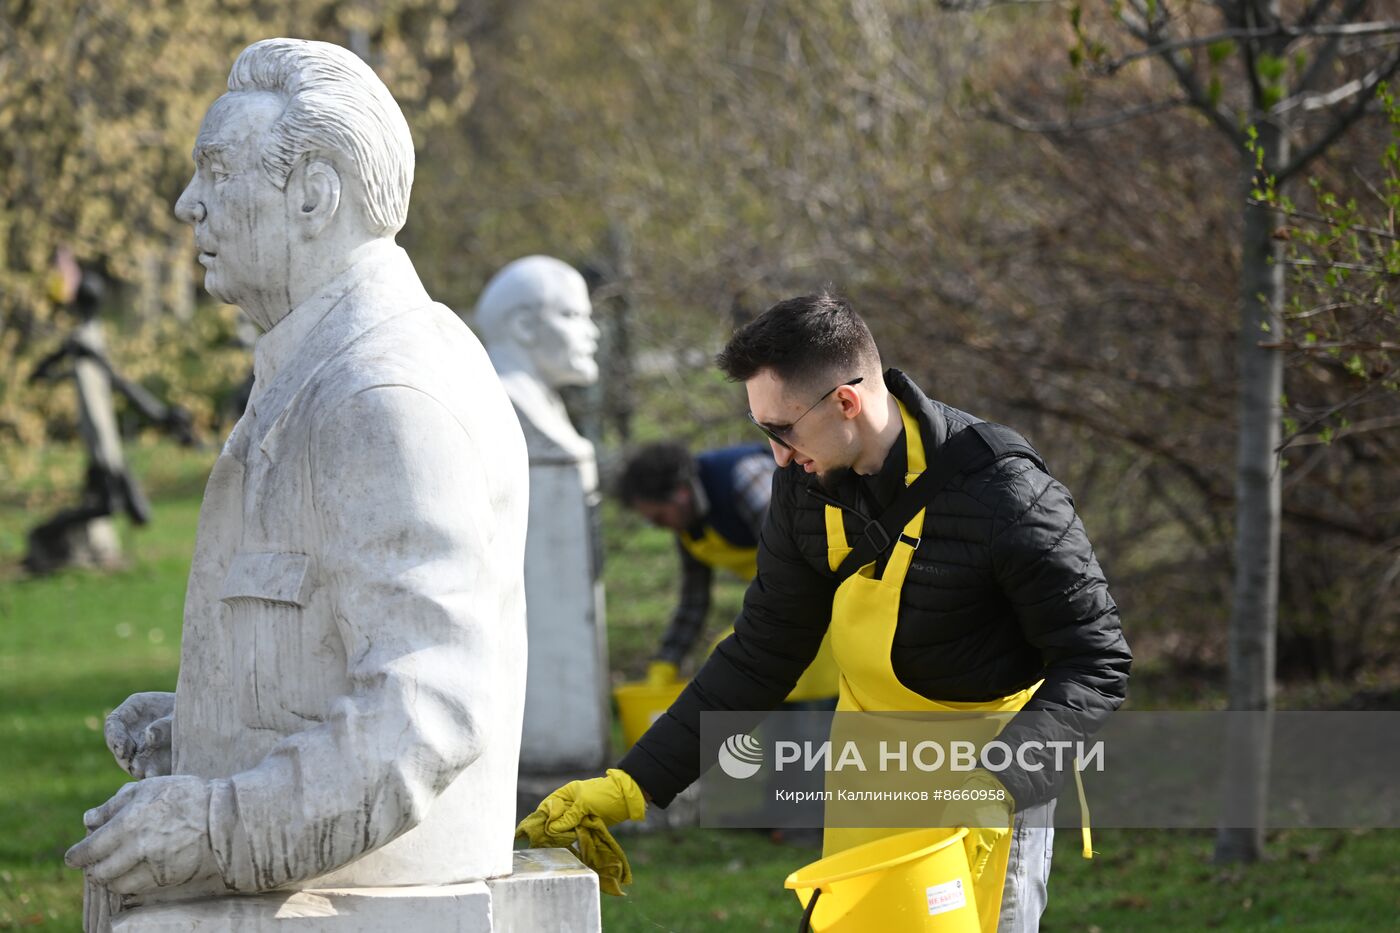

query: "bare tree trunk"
(1216, 122), (1289, 864)
(602, 222), (635, 444)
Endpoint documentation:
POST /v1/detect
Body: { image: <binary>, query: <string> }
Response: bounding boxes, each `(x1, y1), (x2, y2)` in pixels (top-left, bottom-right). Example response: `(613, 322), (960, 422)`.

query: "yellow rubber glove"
(958, 770), (1013, 882)
(646, 660), (679, 687)
(516, 769), (646, 896)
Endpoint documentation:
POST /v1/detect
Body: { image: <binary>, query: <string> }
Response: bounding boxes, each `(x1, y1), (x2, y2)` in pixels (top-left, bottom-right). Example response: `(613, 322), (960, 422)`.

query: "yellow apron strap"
(901, 402), (926, 475)
(825, 505), (850, 572)
(1074, 759), (1094, 859)
(824, 402), (924, 578)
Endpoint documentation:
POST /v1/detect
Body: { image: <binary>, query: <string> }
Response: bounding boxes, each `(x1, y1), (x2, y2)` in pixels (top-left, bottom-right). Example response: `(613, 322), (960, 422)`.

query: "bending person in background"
(618, 441), (838, 705)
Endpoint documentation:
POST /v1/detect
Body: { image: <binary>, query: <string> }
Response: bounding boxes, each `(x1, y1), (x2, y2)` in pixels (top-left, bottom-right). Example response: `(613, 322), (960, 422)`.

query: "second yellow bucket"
(785, 828), (980, 933)
(613, 680), (686, 749)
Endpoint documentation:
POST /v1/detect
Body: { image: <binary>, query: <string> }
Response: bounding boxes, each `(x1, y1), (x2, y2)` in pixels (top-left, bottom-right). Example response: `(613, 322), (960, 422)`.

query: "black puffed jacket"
(618, 369), (1132, 807)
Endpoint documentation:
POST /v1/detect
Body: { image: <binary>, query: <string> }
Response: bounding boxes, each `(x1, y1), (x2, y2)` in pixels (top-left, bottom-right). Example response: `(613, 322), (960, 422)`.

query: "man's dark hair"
(617, 442), (695, 506)
(715, 290), (880, 388)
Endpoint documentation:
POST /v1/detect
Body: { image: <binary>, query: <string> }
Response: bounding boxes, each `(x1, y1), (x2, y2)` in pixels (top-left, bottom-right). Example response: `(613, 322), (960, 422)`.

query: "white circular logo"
(717, 732), (763, 779)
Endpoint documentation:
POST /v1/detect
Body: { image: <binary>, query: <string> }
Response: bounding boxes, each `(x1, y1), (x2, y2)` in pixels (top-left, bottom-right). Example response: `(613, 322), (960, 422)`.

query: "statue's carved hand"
(105, 692), (175, 778)
(65, 776), (219, 894)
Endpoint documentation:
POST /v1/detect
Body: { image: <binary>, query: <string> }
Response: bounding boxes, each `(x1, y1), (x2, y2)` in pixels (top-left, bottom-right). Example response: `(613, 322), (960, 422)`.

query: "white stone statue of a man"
(476, 257), (610, 773)
(65, 37), (529, 921)
(476, 256), (600, 461)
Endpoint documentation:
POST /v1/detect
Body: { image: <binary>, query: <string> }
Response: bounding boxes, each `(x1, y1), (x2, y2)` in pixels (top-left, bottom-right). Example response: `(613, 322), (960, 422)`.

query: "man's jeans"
(996, 798), (1056, 932)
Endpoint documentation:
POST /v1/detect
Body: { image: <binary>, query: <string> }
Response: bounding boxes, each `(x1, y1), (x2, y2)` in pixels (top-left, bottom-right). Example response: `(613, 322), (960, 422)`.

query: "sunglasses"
(747, 377), (863, 450)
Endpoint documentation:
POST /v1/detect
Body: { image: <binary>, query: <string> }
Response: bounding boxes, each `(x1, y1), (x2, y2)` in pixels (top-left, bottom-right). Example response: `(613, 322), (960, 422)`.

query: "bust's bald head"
(476, 256), (599, 389)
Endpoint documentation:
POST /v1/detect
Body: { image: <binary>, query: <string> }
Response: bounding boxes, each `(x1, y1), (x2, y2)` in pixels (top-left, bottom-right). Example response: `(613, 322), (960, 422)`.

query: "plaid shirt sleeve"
(655, 540), (714, 664)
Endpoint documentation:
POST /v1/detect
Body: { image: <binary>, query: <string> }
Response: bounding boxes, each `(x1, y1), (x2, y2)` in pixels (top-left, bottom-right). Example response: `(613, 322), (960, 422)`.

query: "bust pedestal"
(505, 373), (611, 774)
(107, 850), (600, 933)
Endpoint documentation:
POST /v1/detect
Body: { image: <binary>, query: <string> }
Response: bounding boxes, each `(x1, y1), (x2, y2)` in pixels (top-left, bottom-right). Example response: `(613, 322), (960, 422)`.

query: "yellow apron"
(820, 400), (1062, 932)
(686, 524), (840, 703)
(680, 524), (760, 580)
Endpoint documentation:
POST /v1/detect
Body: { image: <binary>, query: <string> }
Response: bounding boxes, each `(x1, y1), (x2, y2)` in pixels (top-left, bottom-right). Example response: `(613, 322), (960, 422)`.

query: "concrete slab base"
(109, 850), (599, 933)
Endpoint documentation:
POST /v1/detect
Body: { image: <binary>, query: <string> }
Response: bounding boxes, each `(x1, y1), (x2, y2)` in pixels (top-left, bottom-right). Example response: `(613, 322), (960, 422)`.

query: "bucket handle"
(797, 887), (822, 933)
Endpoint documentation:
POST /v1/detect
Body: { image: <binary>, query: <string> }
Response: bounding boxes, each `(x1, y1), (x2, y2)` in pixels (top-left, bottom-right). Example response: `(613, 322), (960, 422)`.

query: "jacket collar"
(247, 243), (431, 462)
(884, 368), (948, 455)
(835, 368), (949, 512)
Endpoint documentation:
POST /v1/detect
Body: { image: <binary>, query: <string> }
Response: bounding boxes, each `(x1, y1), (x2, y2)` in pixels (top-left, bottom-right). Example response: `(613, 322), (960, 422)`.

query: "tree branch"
(1277, 47), (1398, 114)
(1116, 0), (1249, 148)
(1013, 395), (1388, 543)
(1292, 0), (1370, 97)
(1160, 46), (1250, 148)
(1238, 2), (1272, 119)
(1101, 20), (1400, 74)
(1260, 338), (1400, 350)
(1280, 47), (1400, 180)
(1288, 413), (1400, 446)
(1298, 0), (1341, 30)
(978, 97), (1189, 133)
(935, 0), (1058, 8)
(1248, 197), (1400, 240)
(1281, 257), (1400, 275)
(1276, 363), (1400, 450)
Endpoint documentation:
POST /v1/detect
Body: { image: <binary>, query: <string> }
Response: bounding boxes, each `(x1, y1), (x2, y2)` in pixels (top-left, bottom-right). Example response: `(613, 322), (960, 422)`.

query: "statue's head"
(174, 39), (414, 322)
(475, 256), (600, 389)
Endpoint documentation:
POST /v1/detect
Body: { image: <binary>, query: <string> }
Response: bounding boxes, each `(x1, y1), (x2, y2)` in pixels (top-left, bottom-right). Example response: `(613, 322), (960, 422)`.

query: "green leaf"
(1208, 40), (1234, 65)
(1207, 77), (1223, 107)
(1257, 54), (1286, 82)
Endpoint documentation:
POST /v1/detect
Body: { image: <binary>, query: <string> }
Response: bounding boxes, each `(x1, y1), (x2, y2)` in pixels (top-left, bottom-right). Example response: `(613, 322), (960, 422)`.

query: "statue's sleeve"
(207, 384), (494, 891)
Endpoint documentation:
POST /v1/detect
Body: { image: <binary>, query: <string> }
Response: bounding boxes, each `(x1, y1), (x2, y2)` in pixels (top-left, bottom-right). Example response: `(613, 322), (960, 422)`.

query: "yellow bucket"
(785, 828), (980, 933)
(612, 680), (686, 749)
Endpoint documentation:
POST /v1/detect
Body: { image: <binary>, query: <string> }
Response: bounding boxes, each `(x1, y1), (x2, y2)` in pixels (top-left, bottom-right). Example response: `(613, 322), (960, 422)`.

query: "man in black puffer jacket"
(520, 293), (1131, 929)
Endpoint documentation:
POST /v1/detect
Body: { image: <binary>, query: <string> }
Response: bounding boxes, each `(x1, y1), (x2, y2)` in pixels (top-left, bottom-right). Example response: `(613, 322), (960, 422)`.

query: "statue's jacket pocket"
(220, 551), (333, 732)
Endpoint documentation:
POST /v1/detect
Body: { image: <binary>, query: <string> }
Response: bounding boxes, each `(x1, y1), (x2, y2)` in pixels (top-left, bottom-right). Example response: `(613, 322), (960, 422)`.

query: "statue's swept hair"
(228, 38), (415, 237)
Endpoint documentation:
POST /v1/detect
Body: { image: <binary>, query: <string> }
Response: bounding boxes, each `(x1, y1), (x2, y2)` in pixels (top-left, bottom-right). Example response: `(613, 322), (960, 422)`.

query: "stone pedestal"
(478, 255), (611, 776)
(489, 848), (602, 933)
(109, 850), (599, 933)
(518, 457), (610, 772)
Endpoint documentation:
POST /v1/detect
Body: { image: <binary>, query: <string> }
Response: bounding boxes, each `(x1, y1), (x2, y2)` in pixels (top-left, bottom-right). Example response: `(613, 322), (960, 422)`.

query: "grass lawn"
(2, 440), (1396, 931)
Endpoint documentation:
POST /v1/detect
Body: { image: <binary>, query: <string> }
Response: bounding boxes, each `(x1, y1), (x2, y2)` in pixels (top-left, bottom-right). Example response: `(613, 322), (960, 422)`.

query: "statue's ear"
(507, 306), (539, 348)
(289, 156), (342, 238)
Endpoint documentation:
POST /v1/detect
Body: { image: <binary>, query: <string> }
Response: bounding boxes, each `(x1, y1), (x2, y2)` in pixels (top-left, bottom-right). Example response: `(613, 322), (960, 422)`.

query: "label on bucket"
(925, 879), (967, 917)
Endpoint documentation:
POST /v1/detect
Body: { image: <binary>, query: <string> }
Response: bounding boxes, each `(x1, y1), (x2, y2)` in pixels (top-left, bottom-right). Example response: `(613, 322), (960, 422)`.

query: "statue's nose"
(174, 185), (206, 225)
